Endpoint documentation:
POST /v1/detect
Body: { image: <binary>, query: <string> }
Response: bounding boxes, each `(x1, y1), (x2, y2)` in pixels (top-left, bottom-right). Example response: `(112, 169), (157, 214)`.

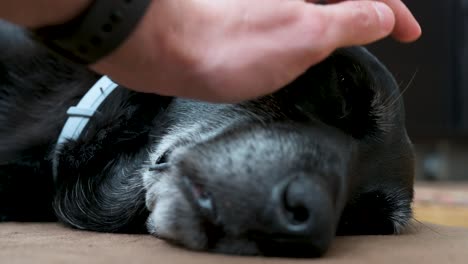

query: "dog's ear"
(277, 47), (380, 139)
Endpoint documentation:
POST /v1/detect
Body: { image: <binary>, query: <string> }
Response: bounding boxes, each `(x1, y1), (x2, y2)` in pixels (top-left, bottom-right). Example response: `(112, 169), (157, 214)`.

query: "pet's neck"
(52, 76), (119, 182)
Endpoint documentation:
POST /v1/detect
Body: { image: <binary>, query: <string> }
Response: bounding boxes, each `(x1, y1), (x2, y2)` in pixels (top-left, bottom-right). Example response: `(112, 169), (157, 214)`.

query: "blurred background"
(366, 0), (468, 226)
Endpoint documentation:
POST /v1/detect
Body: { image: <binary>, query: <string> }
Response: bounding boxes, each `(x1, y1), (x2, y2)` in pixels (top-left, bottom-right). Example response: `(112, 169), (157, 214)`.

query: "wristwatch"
(31, 0), (151, 65)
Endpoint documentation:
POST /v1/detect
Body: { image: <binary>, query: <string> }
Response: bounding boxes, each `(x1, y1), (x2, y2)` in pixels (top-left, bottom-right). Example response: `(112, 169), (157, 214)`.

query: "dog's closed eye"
(149, 152), (170, 172)
(156, 151), (169, 164)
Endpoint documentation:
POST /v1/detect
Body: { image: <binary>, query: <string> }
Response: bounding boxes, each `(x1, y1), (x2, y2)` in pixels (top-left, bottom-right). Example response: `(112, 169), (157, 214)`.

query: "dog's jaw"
(385, 187), (414, 234)
(145, 173), (209, 250)
(142, 101), (242, 251)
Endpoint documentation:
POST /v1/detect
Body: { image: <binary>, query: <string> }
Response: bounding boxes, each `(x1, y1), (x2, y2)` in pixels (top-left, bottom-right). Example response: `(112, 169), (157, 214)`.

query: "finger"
(374, 0), (421, 42)
(304, 1), (396, 50)
(313, 0), (421, 42)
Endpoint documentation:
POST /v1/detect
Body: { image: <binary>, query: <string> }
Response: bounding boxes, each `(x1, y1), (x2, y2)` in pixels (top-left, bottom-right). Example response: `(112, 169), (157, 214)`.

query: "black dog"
(0, 20), (414, 257)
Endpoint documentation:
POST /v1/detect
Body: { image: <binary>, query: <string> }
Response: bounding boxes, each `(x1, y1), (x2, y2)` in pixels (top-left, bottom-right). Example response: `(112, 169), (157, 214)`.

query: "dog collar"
(52, 76), (118, 182)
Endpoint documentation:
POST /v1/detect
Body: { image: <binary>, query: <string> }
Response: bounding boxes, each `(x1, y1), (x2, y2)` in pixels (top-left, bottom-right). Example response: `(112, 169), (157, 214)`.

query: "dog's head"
(142, 47), (415, 257)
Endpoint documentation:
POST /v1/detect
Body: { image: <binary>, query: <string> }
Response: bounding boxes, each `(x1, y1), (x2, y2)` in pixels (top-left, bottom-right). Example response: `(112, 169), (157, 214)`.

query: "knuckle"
(305, 9), (328, 37)
(299, 8), (329, 49)
(351, 3), (375, 30)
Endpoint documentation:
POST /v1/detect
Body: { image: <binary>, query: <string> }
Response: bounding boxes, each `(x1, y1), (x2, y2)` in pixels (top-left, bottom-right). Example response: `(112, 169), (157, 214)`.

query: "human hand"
(91, 0), (421, 102)
(320, 0), (421, 42)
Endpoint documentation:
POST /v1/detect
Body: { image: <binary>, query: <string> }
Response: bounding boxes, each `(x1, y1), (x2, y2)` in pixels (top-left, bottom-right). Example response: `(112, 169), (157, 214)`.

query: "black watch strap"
(31, 0), (151, 65)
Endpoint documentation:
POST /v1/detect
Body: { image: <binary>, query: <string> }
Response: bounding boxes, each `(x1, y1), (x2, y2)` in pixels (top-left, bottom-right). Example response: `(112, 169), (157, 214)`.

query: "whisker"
(380, 69), (418, 109)
(411, 217), (443, 235)
(386, 69), (419, 109)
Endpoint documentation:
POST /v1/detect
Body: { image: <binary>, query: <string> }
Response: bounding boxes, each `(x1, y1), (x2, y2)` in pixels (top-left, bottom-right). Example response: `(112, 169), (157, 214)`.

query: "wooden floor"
(414, 204), (468, 227)
(413, 182), (468, 227)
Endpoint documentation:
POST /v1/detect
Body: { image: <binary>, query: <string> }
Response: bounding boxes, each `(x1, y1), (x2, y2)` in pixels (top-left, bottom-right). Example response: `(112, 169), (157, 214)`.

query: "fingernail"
(372, 2), (395, 32)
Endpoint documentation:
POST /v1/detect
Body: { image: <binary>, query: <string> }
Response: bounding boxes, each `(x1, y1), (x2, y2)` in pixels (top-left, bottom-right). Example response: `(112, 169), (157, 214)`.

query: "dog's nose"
(273, 176), (334, 236)
(280, 176), (315, 229)
(256, 176), (335, 257)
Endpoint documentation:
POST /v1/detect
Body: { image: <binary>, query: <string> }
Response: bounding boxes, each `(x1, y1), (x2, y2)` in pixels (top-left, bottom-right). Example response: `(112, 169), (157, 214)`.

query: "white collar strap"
(52, 76), (119, 182)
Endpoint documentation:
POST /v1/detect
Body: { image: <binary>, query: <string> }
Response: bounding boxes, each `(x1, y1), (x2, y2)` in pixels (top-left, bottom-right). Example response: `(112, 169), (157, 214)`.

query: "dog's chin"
(145, 179), (204, 248)
(144, 174), (261, 255)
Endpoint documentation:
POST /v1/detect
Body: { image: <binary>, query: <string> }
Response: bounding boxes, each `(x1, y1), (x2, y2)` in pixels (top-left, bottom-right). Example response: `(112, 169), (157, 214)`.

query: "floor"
(413, 182), (468, 227)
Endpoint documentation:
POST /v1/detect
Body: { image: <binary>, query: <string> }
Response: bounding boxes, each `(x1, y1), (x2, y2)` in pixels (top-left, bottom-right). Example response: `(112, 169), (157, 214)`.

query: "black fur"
(0, 20), (415, 256)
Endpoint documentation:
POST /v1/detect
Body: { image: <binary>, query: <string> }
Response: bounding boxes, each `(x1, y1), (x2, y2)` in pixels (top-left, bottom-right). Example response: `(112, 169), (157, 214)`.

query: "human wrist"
(0, 0), (93, 28)
(90, 0), (210, 94)
(32, 0), (152, 64)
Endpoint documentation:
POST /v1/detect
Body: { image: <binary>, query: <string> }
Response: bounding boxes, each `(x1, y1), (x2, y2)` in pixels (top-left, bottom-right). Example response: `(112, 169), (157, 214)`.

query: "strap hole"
(110, 11), (123, 23)
(102, 24), (113, 33)
(78, 45), (88, 54)
(90, 36), (102, 47)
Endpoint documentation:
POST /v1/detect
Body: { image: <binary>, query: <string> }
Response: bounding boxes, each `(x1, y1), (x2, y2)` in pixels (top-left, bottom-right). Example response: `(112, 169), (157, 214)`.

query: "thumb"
(306, 1), (396, 49)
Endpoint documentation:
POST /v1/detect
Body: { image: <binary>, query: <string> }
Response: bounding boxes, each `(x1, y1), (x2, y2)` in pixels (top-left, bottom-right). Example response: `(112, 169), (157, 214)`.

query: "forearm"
(0, 0), (92, 28)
